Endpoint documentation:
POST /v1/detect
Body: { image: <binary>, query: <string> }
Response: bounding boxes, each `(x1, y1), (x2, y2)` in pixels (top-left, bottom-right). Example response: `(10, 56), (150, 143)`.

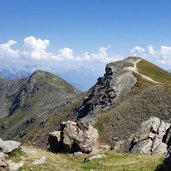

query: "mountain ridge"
(0, 69), (81, 140)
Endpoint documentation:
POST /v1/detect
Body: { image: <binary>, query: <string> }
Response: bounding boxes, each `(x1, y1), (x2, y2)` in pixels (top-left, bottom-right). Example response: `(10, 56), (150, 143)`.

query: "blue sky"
(0, 0), (171, 90)
(1, 0), (171, 52)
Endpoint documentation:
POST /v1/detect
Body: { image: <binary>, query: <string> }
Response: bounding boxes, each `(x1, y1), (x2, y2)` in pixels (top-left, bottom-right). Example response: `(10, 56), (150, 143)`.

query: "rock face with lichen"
(48, 121), (100, 154)
(115, 117), (171, 154)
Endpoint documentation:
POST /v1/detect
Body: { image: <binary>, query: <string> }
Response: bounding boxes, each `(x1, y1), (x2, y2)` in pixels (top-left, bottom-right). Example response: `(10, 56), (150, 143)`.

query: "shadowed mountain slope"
(0, 70), (81, 140)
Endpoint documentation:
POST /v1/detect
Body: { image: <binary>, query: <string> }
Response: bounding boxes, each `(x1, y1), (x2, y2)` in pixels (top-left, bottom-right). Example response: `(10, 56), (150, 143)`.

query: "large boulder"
(130, 117), (170, 154)
(0, 138), (21, 154)
(0, 138), (22, 170)
(61, 121), (99, 153)
(115, 117), (171, 154)
(48, 121), (100, 153)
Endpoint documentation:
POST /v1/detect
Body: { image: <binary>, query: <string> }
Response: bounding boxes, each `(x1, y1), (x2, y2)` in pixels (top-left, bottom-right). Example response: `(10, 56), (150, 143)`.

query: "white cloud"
(130, 45), (171, 66)
(0, 36), (123, 63)
(80, 46), (122, 62)
(0, 40), (19, 58)
(57, 48), (74, 60)
(23, 36), (50, 60)
(130, 46), (145, 54)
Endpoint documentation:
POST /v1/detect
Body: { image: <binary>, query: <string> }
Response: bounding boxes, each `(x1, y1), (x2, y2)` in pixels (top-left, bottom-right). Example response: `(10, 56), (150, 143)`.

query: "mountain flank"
(0, 70), (81, 140)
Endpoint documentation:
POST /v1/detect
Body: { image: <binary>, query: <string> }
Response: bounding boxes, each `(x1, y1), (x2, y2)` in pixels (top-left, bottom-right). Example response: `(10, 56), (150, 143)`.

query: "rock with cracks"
(48, 121), (100, 154)
(130, 117), (170, 154)
(115, 117), (171, 154)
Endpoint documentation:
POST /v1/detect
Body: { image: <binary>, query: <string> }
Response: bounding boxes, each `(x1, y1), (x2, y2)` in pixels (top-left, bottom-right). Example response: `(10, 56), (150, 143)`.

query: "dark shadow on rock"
(154, 164), (169, 171)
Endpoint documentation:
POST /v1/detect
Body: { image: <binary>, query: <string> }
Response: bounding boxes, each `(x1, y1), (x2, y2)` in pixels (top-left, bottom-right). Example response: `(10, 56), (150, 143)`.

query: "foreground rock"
(48, 121), (100, 154)
(115, 117), (171, 154)
(7, 161), (24, 171)
(0, 138), (22, 170)
(0, 138), (21, 154)
(32, 156), (46, 165)
(84, 153), (107, 162)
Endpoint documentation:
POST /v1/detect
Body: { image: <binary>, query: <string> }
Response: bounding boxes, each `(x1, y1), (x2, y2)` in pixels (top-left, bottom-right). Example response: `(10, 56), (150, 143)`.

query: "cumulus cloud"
(0, 40), (19, 58)
(23, 36), (50, 60)
(0, 36), (122, 63)
(130, 46), (145, 54)
(130, 45), (171, 66)
(57, 48), (74, 60)
(80, 46), (122, 62)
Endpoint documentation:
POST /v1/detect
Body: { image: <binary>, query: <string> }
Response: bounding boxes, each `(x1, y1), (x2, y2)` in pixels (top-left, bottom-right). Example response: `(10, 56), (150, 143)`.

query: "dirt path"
(126, 59), (161, 84)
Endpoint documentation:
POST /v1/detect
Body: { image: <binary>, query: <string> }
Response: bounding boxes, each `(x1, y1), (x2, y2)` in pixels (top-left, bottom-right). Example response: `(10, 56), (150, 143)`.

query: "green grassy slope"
(21, 93), (86, 148)
(1, 146), (163, 171)
(0, 70), (81, 140)
(137, 59), (171, 84)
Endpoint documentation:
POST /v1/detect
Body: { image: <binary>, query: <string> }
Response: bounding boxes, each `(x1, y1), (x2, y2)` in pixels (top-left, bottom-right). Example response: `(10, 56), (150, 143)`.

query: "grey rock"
(32, 156), (46, 165)
(84, 154), (107, 162)
(130, 117), (170, 154)
(7, 160), (24, 171)
(73, 151), (83, 156)
(89, 148), (100, 155)
(61, 121), (99, 153)
(0, 138), (21, 154)
(0, 152), (8, 160)
(131, 139), (152, 154)
(152, 143), (167, 154)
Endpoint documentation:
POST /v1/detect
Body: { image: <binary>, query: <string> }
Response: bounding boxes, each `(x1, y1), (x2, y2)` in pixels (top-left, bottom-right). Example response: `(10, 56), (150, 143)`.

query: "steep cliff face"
(76, 58), (138, 120)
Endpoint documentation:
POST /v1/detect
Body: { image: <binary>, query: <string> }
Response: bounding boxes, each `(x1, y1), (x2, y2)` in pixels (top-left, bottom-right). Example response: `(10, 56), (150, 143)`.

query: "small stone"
(73, 151), (83, 156)
(32, 156), (46, 165)
(8, 161), (24, 171)
(84, 154), (107, 162)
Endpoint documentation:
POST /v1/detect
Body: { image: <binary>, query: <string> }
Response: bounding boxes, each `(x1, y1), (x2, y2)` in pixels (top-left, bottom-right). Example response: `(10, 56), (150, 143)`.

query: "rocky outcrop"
(48, 121), (100, 154)
(115, 117), (171, 154)
(0, 138), (21, 154)
(0, 138), (22, 170)
(76, 60), (137, 119)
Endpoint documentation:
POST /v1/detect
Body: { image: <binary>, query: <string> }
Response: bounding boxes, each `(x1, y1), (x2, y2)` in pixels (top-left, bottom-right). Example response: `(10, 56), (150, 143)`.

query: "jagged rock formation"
(48, 121), (100, 154)
(115, 117), (171, 154)
(76, 59), (137, 119)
